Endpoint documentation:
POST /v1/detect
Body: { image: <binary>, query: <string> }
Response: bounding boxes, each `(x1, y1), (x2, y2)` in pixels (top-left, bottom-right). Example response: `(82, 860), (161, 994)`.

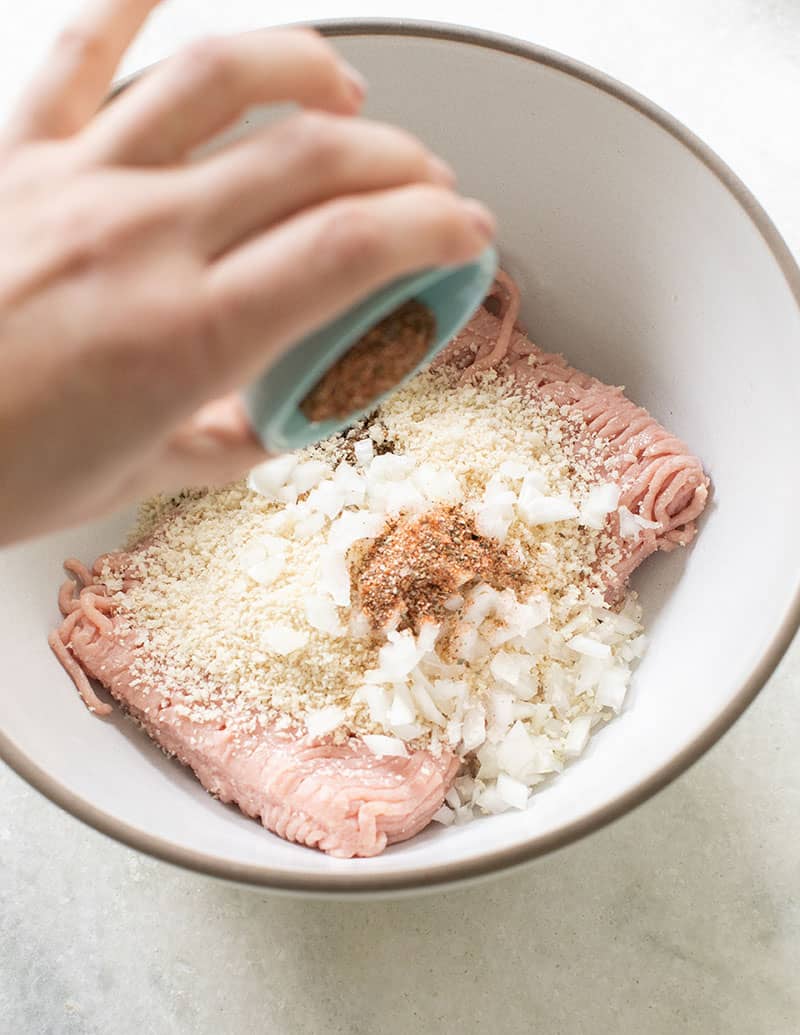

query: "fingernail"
(342, 61), (368, 103)
(428, 155), (456, 186)
(462, 198), (496, 239)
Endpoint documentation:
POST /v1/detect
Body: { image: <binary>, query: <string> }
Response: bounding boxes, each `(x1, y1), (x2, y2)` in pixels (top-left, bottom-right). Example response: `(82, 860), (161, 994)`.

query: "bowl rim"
(4, 17), (800, 896)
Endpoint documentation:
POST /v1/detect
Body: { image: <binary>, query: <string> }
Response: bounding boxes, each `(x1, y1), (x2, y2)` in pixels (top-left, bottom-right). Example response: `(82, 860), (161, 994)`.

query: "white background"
(1, 2), (799, 1033)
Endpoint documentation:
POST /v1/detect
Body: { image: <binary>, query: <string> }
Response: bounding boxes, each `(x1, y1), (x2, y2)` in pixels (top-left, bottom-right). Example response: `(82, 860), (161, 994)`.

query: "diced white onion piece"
(333, 462), (367, 506)
(488, 691), (515, 739)
(618, 505), (661, 541)
(387, 684), (416, 727)
(295, 514), (326, 541)
(489, 650), (528, 687)
(596, 666), (630, 711)
(519, 470), (547, 499)
(305, 595), (344, 635)
(445, 787), (461, 810)
(475, 502), (513, 543)
(365, 629), (423, 683)
(392, 722), (426, 741)
(354, 438), (374, 467)
(496, 772), (530, 810)
(444, 594), (464, 612)
(246, 555), (285, 587)
(416, 621), (441, 654)
(567, 634), (612, 659)
(247, 455), (297, 499)
(580, 482), (621, 529)
(317, 547), (351, 606)
(476, 783), (511, 815)
(518, 494), (579, 525)
(445, 717), (463, 747)
(410, 675), (446, 726)
(412, 463), (462, 503)
(498, 460), (528, 480)
(261, 625), (309, 656)
(476, 742), (500, 780)
(306, 480), (345, 519)
(431, 805), (455, 826)
(461, 704), (487, 751)
(367, 453), (412, 482)
(304, 705), (346, 738)
(356, 684), (390, 725)
(464, 584), (503, 624)
(383, 481), (427, 515)
(363, 734), (408, 758)
(497, 720), (538, 780)
(328, 510), (385, 552)
(276, 485), (298, 505)
(455, 624), (489, 663)
(430, 679), (468, 709)
(291, 460), (331, 494)
(563, 715), (592, 758)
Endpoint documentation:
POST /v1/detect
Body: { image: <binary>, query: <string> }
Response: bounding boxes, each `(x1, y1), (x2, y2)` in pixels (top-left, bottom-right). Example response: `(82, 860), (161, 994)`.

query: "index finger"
(6, 0), (162, 142)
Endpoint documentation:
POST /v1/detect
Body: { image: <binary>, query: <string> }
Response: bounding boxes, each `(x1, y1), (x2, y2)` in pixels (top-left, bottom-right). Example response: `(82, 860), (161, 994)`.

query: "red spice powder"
(354, 505), (529, 634)
(301, 300), (436, 422)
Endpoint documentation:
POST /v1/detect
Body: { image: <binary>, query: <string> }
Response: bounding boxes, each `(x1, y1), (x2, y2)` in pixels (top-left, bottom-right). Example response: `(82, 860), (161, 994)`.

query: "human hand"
(0, 0), (495, 545)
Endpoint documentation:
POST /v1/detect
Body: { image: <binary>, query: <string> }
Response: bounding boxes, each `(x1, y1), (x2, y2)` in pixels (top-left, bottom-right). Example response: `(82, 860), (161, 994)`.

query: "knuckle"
(316, 201), (385, 275)
(180, 35), (235, 89)
(411, 185), (473, 254)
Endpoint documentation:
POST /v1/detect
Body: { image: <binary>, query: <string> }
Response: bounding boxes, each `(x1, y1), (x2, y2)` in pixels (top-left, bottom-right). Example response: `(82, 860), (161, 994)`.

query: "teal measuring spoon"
(243, 246), (498, 453)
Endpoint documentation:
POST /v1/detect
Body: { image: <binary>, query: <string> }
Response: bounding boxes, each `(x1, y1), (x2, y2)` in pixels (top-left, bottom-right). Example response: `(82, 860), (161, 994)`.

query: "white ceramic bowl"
(3, 21), (800, 896)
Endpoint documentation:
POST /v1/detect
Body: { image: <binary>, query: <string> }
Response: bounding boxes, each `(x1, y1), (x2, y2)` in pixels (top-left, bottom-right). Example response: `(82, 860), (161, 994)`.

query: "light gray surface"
(2, 2), (799, 1033)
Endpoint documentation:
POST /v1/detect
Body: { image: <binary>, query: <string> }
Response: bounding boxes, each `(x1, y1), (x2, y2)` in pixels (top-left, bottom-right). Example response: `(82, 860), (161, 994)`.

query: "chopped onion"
(618, 505), (661, 541)
(261, 625), (309, 656)
(596, 665), (629, 711)
(497, 720), (538, 780)
(247, 455), (297, 499)
(354, 438), (374, 467)
(431, 805), (455, 826)
(304, 705), (346, 738)
(317, 547), (351, 606)
(461, 704), (486, 751)
(388, 683), (416, 727)
(498, 460), (528, 481)
(489, 650), (529, 687)
(293, 511), (327, 540)
(567, 634), (612, 659)
(518, 494), (579, 525)
(563, 714), (592, 757)
(306, 480), (345, 519)
(246, 555), (285, 587)
(496, 772), (530, 810)
(410, 676), (446, 726)
(333, 462), (367, 506)
(412, 463), (461, 503)
(291, 460), (331, 494)
(355, 684), (390, 725)
(362, 734), (408, 758)
(580, 482), (621, 529)
(305, 595), (344, 636)
(366, 453), (412, 482)
(328, 510), (385, 552)
(476, 783), (511, 815)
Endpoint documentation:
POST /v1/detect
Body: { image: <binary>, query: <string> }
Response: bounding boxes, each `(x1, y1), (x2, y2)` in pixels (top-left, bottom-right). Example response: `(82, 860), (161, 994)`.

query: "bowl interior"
(2, 26), (800, 891)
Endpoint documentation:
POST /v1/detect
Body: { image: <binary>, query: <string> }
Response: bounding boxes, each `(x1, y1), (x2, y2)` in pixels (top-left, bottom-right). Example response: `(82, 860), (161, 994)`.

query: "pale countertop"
(2, 2), (799, 1033)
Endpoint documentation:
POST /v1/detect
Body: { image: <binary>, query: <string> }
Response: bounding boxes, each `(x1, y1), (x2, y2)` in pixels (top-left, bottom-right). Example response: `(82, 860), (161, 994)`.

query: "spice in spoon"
(300, 299), (436, 422)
